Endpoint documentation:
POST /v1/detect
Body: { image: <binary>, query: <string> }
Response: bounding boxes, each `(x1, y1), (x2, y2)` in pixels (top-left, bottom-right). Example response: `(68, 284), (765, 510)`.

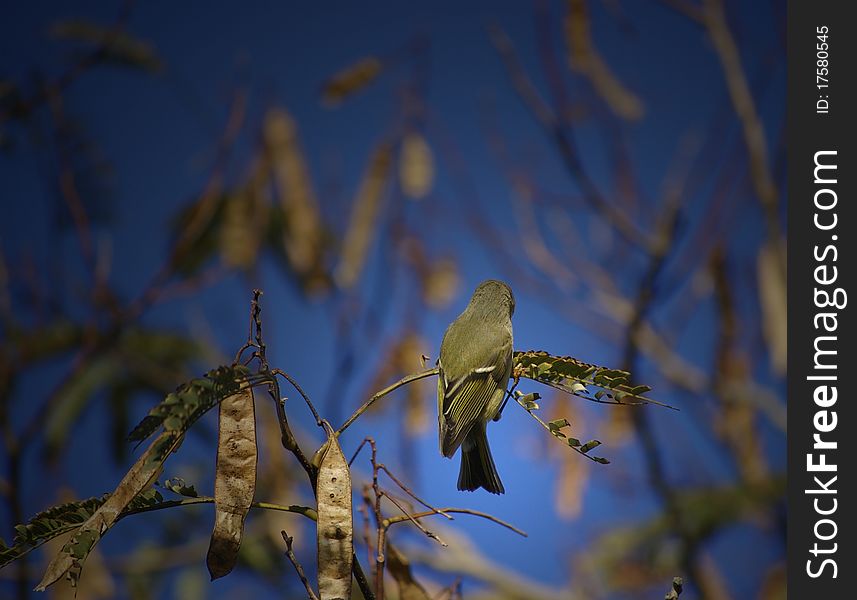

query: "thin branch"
(274, 389), (316, 483)
(336, 367), (438, 435)
(274, 369), (323, 427)
(661, 0), (783, 274)
(232, 290), (375, 600)
(281, 530), (320, 600)
(495, 378), (520, 421)
(380, 490), (447, 546)
(378, 465), (452, 520)
(383, 508), (528, 538)
(366, 440), (386, 599)
(488, 23), (655, 252)
(620, 187), (705, 589)
(358, 488), (376, 578)
(352, 555), (376, 600)
(233, 288), (263, 364)
(118, 495), (318, 521)
(349, 437), (373, 466)
(702, 0), (782, 253)
(0, 0), (137, 127)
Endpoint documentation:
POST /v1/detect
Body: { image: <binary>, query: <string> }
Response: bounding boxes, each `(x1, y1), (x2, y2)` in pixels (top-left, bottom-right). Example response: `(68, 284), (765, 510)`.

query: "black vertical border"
(788, 1), (856, 596)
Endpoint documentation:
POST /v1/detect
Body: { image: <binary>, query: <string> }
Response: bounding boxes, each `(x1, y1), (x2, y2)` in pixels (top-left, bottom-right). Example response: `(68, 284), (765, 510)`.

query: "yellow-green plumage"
(437, 280), (514, 494)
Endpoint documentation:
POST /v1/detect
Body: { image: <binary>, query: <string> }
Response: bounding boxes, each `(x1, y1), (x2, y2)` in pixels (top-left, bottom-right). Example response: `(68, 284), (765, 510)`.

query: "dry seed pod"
(263, 108), (326, 291)
(219, 193), (260, 270)
(316, 423), (353, 600)
(36, 431), (182, 591)
(334, 143), (392, 289)
(757, 239), (786, 375)
(206, 387), (258, 580)
(387, 542), (431, 600)
(399, 132), (434, 200)
(321, 57), (383, 106)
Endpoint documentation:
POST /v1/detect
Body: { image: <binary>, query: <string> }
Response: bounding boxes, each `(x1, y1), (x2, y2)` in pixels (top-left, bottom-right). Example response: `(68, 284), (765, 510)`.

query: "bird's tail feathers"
(457, 426), (504, 494)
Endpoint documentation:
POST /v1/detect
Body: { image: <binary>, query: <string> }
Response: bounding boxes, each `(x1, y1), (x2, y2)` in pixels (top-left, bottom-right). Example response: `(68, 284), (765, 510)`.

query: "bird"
(437, 279), (515, 494)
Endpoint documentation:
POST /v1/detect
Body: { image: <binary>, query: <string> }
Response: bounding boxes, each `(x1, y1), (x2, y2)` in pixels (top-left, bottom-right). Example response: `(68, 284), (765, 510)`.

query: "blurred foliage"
(398, 133), (434, 201)
(49, 20), (162, 73)
(321, 57), (385, 107)
(563, 0), (643, 120)
(0, 489), (163, 570)
(335, 141), (394, 289)
(128, 365), (257, 446)
(44, 328), (201, 462)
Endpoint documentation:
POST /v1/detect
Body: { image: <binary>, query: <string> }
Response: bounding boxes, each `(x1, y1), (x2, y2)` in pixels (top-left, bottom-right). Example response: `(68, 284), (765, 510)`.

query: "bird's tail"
(457, 425), (504, 494)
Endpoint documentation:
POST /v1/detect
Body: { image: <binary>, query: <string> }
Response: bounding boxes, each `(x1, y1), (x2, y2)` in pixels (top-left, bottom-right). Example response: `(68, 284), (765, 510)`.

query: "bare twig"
(369, 441), (386, 599)
(274, 369), (324, 427)
(233, 288), (264, 364)
(710, 248), (770, 482)
(352, 554), (376, 600)
(488, 23), (655, 252)
(378, 465), (452, 520)
(359, 487), (376, 575)
(349, 437), (373, 466)
(237, 292), (317, 483)
(281, 530), (320, 600)
(701, 0), (782, 256)
(384, 508), (527, 538)
(118, 495), (318, 521)
(619, 191), (706, 589)
(380, 490), (447, 546)
(274, 390), (315, 483)
(232, 292), (377, 599)
(336, 367), (438, 435)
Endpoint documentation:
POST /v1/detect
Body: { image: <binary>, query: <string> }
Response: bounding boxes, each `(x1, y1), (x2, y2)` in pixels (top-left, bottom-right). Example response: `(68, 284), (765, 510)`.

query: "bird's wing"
(438, 332), (512, 457)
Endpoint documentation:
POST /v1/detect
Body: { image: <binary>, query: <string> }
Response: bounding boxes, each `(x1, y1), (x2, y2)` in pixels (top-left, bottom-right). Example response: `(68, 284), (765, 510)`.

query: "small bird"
(437, 279), (515, 494)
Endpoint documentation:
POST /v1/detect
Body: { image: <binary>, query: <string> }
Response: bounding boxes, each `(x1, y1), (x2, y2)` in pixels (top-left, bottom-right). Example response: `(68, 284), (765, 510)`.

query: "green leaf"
(567, 437), (581, 448)
(516, 391), (541, 411)
(128, 365), (254, 444)
(321, 56), (384, 106)
(0, 488), (163, 569)
(162, 477), (199, 498)
(629, 384), (652, 396)
(512, 350), (672, 409)
(579, 440), (602, 454)
(548, 418), (570, 431)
